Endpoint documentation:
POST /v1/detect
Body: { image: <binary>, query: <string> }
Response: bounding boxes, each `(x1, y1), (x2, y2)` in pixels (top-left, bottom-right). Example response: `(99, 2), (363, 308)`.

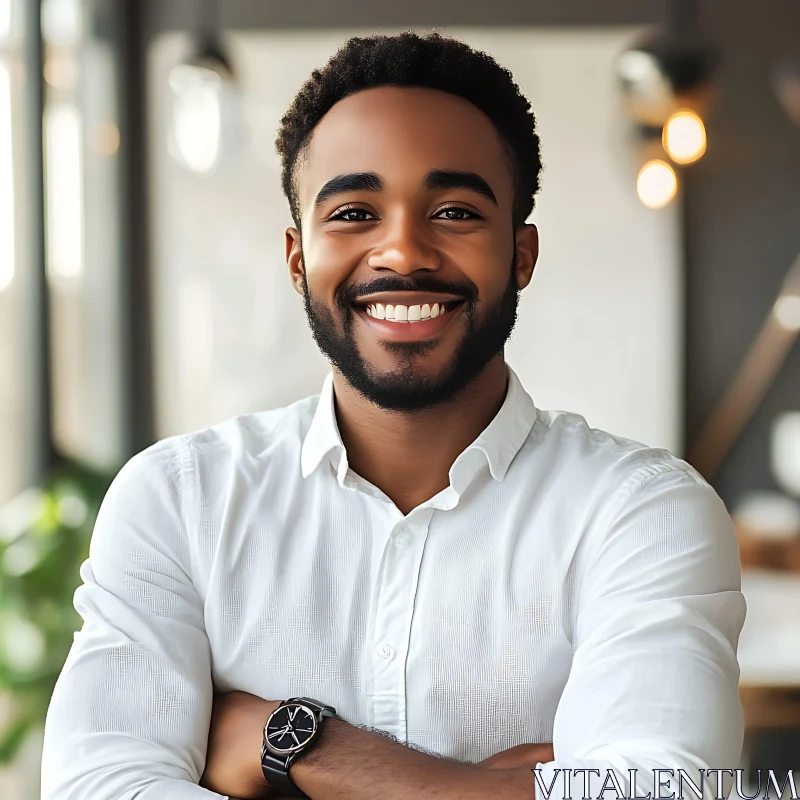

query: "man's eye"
(436, 207), (477, 221)
(332, 208), (374, 222)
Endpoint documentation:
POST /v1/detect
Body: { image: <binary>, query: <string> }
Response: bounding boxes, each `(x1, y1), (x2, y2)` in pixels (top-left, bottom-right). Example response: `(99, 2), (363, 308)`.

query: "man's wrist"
(286, 715), (348, 794)
(253, 699), (282, 795)
(200, 692), (282, 798)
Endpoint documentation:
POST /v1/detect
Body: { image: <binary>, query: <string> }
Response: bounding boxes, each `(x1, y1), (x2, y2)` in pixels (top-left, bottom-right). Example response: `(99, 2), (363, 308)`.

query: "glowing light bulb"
(774, 294), (800, 331)
(663, 110), (707, 164)
(168, 64), (223, 174)
(636, 159), (678, 209)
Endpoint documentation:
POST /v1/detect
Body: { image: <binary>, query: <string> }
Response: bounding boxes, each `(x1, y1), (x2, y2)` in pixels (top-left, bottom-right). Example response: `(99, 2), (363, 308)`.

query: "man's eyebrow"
(424, 169), (498, 205)
(313, 172), (384, 208)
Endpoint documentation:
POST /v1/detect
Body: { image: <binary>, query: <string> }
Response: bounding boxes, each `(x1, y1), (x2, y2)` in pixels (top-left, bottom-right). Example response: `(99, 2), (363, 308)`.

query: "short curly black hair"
(275, 31), (542, 230)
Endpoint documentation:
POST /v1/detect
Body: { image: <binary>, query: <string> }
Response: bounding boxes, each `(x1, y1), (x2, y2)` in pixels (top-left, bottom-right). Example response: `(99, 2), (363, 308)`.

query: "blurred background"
(0, 0), (798, 795)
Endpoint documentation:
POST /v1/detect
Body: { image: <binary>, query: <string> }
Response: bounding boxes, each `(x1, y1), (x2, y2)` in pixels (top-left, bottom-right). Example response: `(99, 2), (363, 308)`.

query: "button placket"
(368, 511), (433, 741)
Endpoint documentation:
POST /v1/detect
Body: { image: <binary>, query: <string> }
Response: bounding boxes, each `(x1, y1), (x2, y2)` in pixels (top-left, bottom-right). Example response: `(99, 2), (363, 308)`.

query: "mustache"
(335, 275), (479, 309)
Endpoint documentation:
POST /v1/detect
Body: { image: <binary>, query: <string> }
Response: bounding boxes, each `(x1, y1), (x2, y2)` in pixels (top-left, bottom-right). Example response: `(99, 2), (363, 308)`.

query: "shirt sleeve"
(40, 438), (228, 800)
(533, 465), (747, 800)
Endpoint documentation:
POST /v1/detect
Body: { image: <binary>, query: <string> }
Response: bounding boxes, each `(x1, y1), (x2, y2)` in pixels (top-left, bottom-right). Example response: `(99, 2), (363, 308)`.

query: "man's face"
(287, 86), (538, 412)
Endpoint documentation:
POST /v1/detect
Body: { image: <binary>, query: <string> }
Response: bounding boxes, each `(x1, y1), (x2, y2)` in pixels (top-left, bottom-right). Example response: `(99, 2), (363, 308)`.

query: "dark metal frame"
(24, 0), (157, 472)
(22, 0), (57, 480)
(117, 0), (155, 458)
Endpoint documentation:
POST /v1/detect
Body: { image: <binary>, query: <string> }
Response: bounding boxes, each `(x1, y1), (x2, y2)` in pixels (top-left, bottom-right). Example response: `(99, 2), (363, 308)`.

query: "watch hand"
(289, 707), (298, 721)
(291, 732), (300, 746)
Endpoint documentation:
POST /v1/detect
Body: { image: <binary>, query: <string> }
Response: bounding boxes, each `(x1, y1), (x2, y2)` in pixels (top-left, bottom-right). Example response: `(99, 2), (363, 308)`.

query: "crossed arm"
(199, 690), (554, 799)
(39, 443), (746, 800)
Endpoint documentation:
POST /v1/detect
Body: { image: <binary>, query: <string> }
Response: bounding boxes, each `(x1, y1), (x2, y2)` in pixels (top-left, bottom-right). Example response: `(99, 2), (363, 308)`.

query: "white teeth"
(364, 301), (453, 322)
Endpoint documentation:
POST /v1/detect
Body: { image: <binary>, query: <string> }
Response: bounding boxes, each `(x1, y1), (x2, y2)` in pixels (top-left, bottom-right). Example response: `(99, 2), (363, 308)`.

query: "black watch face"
(265, 704), (318, 754)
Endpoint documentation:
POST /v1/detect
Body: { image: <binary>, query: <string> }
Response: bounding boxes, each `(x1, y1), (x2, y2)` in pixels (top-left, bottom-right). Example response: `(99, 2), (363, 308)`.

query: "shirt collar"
(300, 364), (538, 491)
(300, 370), (349, 486)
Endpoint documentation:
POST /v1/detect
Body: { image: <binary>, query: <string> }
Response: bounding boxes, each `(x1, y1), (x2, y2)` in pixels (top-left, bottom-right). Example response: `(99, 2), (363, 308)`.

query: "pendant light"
(167, 0), (238, 175)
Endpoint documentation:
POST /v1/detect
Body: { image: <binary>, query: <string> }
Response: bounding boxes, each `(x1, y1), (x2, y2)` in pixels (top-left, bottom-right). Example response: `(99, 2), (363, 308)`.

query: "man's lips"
(352, 300), (465, 342)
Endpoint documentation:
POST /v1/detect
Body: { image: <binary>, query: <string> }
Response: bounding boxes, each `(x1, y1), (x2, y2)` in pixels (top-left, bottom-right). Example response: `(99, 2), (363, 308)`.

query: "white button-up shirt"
(41, 365), (746, 800)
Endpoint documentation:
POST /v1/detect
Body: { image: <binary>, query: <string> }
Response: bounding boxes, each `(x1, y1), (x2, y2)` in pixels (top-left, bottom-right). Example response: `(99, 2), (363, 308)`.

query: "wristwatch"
(261, 697), (337, 798)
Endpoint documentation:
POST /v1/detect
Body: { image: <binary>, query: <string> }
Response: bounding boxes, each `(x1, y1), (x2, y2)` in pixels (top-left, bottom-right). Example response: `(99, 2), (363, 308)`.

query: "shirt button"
(377, 644), (395, 659)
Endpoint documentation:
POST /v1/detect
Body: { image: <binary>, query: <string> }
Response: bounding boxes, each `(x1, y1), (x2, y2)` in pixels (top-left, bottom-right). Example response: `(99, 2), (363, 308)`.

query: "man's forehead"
(296, 86), (513, 205)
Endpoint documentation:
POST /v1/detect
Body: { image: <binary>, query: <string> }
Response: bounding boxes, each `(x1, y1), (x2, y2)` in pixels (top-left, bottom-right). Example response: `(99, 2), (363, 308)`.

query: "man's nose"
(367, 215), (441, 274)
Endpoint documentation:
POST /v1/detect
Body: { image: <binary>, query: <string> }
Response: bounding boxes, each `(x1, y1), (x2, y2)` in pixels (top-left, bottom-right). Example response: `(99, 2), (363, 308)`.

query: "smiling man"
(41, 32), (745, 800)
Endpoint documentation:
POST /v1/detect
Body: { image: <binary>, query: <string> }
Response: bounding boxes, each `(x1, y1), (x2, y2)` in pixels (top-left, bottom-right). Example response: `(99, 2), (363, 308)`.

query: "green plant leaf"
(0, 459), (113, 758)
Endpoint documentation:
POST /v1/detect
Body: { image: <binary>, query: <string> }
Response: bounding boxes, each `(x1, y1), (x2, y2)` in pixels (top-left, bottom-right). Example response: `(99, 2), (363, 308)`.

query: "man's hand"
(200, 691), (280, 799)
(479, 742), (555, 770)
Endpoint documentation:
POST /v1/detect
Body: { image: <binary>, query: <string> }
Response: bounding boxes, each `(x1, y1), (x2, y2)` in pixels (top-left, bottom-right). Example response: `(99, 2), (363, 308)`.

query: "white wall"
(149, 28), (681, 452)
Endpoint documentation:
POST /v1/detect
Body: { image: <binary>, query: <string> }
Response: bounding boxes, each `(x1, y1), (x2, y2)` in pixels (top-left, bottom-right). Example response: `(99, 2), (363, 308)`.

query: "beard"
(301, 252), (520, 413)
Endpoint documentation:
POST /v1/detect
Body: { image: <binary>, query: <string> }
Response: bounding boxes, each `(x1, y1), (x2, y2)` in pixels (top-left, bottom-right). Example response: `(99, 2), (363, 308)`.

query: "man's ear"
(286, 227), (304, 296)
(514, 223), (539, 291)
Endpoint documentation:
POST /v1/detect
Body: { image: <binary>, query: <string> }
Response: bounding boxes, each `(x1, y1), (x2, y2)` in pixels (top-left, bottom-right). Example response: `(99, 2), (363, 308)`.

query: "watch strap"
(291, 697), (337, 718)
(261, 745), (306, 798)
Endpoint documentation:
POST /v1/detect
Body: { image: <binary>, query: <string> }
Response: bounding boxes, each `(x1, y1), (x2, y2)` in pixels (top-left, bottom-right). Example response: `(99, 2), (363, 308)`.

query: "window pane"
(44, 0), (125, 470)
(0, 0), (37, 506)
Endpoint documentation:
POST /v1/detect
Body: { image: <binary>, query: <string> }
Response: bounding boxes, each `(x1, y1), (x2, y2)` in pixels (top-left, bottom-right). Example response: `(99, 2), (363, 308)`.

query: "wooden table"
(736, 524), (800, 572)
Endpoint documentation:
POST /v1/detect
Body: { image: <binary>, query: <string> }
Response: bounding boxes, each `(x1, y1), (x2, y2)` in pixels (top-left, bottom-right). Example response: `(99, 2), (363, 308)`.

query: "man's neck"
(331, 357), (509, 516)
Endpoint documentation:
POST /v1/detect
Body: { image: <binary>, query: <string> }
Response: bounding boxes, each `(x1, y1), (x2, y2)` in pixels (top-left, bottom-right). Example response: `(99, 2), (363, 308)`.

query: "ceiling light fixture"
(617, 0), (718, 207)
(167, 0), (239, 175)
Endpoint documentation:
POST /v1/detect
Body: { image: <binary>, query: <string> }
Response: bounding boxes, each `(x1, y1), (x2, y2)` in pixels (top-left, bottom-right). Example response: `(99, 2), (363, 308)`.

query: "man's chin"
(361, 352), (450, 377)
(334, 367), (444, 410)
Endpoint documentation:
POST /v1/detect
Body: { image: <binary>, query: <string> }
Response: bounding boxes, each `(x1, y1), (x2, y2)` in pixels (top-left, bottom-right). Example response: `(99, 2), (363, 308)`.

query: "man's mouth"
(356, 299), (464, 322)
(350, 299), (466, 341)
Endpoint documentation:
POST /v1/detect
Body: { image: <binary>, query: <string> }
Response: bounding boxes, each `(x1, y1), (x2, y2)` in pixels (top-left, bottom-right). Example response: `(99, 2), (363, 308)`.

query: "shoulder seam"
(595, 460), (708, 533)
